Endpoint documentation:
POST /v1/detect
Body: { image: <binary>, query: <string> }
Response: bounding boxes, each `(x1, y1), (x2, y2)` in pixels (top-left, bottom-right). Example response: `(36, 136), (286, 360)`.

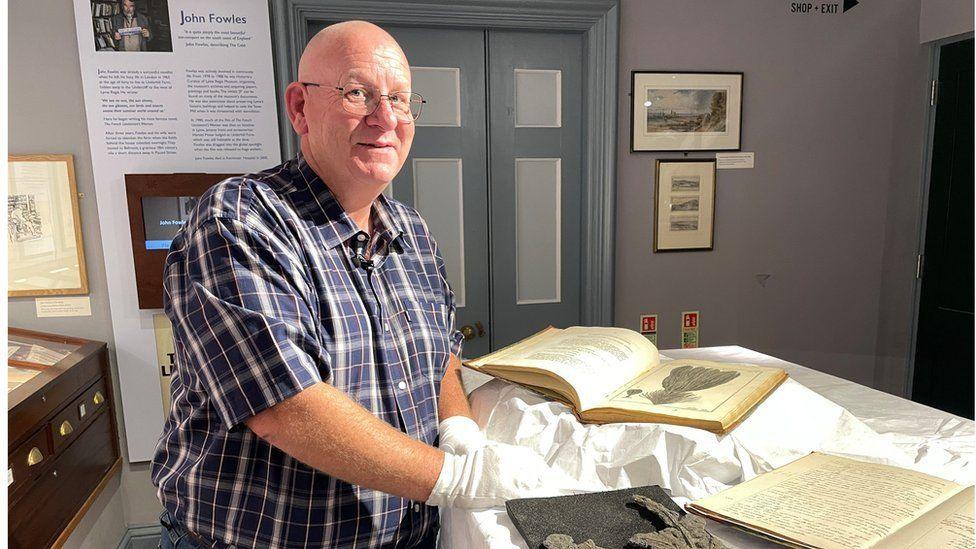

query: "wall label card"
(715, 152), (754, 169)
(681, 311), (700, 349)
(35, 296), (92, 318)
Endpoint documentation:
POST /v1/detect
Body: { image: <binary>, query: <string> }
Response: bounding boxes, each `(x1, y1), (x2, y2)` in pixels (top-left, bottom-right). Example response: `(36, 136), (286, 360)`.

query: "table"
(441, 346), (974, 548)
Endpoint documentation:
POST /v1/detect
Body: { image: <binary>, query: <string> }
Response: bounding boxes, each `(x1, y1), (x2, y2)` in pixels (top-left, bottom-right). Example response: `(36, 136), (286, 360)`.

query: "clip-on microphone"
(350, 231), (374, 272)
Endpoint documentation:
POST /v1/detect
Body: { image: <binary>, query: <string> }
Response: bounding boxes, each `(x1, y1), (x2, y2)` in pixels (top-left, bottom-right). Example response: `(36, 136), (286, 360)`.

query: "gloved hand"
(425, 442), (580, 509)
(438, 416), (487, 454)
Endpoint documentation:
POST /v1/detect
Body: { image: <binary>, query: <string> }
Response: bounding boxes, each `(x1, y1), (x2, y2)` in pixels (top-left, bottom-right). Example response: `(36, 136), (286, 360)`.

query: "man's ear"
(285, 82), (309, 135)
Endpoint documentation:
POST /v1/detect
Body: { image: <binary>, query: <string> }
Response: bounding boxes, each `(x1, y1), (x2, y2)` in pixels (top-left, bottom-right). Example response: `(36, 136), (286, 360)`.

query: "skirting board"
(118, 524), (160, 549)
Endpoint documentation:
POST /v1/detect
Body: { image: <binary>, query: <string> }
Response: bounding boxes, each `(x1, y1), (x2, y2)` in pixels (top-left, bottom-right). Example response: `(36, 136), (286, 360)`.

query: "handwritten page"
(689, 453), (965, 549)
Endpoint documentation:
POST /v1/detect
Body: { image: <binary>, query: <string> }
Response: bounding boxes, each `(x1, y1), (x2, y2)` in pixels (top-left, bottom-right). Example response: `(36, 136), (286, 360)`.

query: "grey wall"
(920, 0), (974, 43)
(8, 0), (163, 545)
(614, 0), (930, 390)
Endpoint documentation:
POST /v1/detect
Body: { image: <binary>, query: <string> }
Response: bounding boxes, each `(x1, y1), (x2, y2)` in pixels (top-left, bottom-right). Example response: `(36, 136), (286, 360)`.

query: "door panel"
(488, 30), (584, 348)
(384, 26), (491, 358)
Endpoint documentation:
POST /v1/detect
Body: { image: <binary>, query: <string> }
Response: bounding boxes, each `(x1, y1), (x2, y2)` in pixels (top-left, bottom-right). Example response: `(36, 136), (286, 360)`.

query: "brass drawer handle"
(27, 447), (43, 467)
(93, 391), (105, 405)
(59, 420), (74, 437)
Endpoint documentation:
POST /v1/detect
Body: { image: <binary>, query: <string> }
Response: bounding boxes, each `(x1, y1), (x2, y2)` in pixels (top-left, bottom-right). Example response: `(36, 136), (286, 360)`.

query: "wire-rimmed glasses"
(300, 81), (425, 122)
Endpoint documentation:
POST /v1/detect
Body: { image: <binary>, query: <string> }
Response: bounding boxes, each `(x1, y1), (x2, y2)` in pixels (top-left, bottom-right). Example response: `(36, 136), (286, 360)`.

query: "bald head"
(298, 21), (409, 85)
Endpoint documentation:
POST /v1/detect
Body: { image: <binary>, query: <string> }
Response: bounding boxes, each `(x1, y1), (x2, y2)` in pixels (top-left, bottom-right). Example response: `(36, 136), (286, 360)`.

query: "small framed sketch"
(654, 159), (716, 252)
(8, 154), (89, 297)
(631, 71), (743, 152)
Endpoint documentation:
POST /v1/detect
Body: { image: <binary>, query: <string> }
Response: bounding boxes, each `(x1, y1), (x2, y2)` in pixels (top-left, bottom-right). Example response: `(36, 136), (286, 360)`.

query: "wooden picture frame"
(8, 155), (89, 297)
(631, 71), (743, 152)
(653, 159), (717, 252)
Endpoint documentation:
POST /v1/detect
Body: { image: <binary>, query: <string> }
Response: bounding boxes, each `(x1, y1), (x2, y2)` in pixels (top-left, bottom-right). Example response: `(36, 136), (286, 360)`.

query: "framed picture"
(653, 159), (716, 252)
(8, 155), (89, 297)
(631, 71), (743, 152)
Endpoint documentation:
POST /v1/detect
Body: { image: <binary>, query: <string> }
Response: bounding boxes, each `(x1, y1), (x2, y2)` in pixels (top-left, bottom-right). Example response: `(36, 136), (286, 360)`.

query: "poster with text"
(74, 0), (281, 461)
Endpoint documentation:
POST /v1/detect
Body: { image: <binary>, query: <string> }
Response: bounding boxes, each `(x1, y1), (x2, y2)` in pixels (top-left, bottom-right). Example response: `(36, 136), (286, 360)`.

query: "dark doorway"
(911, 39), (974, 419)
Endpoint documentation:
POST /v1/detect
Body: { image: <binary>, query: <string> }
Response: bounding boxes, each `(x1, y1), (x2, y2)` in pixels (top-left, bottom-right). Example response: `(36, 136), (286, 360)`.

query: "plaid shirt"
(150, 153), (463, 548)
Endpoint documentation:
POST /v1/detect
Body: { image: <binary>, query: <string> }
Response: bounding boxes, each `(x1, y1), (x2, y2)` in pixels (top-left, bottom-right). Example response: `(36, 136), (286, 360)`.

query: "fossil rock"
(542, 533), (606, 549)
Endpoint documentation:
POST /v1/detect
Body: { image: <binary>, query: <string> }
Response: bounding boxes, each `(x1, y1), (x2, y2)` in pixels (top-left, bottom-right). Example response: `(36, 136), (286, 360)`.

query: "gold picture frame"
(653, 159), (717, 252)
(8, 154), (89, 297)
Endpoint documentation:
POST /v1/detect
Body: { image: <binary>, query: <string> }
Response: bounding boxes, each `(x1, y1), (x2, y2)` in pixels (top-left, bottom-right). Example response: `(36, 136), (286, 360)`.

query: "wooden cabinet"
(8, 328), (121, 548)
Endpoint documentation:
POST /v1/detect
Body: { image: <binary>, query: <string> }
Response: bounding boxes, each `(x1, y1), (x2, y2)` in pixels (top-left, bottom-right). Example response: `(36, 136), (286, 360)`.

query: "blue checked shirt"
(150, 153), (464, 548)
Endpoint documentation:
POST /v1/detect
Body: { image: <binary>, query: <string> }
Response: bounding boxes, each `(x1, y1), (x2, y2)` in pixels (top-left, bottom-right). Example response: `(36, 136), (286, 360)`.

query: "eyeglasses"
(300, 81), (426, 122)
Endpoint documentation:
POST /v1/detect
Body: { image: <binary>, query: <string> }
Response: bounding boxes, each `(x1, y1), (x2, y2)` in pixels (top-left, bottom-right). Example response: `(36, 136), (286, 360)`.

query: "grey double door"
(310, 23), (584, 357)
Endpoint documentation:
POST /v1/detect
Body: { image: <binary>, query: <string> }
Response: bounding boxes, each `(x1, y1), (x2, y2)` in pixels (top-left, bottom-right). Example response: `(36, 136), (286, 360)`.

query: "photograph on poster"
(654, 159), (716, 252)
(631, 72), (742, 152)
(8, 155), (89, 297)
(91, 0), (173, 52)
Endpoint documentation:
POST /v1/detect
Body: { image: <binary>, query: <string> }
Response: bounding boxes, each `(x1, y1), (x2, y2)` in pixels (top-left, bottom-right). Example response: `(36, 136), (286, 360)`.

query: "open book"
(686, 452), (975, 549)
(463, 326), (787, 434)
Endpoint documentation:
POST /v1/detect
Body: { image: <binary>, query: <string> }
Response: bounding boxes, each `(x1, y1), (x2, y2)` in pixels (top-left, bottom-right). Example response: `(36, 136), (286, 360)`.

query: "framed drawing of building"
(653, 159), (716, 252)
(631, 71), (743, 152)
(8, 155), (89, 297)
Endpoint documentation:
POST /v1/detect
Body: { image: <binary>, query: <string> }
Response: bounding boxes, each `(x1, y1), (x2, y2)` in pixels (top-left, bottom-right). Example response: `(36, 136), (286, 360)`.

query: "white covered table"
(440, 346), (975, 548)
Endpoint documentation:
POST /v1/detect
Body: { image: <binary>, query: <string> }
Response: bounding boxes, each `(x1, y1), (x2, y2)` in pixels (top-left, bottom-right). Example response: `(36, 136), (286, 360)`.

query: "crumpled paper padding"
(472, 378), (912, 504)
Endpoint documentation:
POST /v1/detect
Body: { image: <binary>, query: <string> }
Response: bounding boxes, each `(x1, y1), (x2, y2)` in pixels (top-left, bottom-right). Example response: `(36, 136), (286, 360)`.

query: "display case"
(8, 328), (121, 548)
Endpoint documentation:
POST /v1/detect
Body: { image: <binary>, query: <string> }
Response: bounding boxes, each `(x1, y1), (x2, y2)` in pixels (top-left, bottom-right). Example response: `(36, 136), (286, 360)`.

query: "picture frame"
(653, 159), (716, 252)
(631, 71), (743, 152)
(8, 154), (89, 297)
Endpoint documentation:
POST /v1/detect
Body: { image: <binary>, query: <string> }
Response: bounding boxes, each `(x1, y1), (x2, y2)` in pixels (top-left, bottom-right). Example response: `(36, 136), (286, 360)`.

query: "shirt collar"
(287, 152), (409, 251)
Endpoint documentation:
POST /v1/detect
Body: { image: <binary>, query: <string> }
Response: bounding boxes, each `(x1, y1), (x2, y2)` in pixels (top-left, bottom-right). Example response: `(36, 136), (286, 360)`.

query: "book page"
(597, 359), (779, 421)
(688, 453), (964, 549)
(465, 326), (657, 409)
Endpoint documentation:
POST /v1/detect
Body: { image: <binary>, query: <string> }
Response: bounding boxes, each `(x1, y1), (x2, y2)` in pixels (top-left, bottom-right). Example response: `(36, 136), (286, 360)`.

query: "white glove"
(425, 442), (579, 509)
(438, 416), (487, 454)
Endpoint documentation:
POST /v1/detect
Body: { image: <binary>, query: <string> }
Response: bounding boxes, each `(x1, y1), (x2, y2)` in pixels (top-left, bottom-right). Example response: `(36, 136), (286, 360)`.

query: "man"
(112, 0), (151, 52)
(151, 21), (571, 549)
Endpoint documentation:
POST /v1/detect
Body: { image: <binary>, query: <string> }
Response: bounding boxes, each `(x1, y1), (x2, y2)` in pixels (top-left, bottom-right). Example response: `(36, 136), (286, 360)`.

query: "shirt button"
(397, 381), (407, 391)
(413, 503), (421, 513)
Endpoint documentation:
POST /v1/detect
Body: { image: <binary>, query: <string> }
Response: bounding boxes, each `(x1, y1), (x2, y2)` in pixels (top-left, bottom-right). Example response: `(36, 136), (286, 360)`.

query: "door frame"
(269, 0), (619, 326)
(903, 33), (974, 399)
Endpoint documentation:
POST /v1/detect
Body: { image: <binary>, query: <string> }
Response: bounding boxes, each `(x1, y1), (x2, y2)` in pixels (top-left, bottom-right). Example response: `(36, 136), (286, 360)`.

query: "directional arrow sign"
(843, 0), (859, 12)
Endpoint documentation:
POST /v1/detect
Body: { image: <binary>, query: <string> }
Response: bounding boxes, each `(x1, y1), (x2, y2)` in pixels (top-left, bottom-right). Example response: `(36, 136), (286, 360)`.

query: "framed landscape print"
(631, 71), (743, 152)
(8, 155), (89, 297)
(653, 159), (716, 252)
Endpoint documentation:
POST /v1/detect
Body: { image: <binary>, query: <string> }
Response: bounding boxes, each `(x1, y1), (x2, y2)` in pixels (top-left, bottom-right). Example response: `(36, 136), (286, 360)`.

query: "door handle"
(461, 323), (488, 340)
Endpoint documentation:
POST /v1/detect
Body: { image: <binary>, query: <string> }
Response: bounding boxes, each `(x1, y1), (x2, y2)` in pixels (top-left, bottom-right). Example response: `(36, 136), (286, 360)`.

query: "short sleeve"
(166, 216), (329, 430)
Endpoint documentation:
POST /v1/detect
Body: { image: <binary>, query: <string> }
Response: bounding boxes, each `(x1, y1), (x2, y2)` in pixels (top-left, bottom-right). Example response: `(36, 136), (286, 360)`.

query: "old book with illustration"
(463, 326), (787, 434)
(686, 452), (975, 549)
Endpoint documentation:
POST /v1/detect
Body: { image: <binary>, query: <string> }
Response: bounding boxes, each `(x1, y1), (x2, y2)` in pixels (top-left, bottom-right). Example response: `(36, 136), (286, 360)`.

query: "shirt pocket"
(394, 298), (452, 384)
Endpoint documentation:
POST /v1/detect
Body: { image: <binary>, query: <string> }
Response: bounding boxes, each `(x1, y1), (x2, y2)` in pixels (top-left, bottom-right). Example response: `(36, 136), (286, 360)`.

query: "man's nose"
(367, 97), (399, 131)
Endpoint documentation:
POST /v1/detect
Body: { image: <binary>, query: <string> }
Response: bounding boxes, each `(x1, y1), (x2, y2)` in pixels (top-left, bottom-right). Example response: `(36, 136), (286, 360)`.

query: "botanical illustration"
(645, 89), (728, 133)
(621, 364), (740, 405)
(8, 194), (43, 243)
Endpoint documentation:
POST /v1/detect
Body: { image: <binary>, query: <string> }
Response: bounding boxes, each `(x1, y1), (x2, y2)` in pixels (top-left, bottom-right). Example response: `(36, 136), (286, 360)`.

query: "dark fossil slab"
(505, 485), (683, 549)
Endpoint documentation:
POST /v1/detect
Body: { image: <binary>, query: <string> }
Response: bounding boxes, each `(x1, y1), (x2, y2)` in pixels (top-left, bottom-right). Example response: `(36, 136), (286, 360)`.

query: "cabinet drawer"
(8, 428), (51, 505)
(50, 378), (107, 451)
(9, 411), (118, 549)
